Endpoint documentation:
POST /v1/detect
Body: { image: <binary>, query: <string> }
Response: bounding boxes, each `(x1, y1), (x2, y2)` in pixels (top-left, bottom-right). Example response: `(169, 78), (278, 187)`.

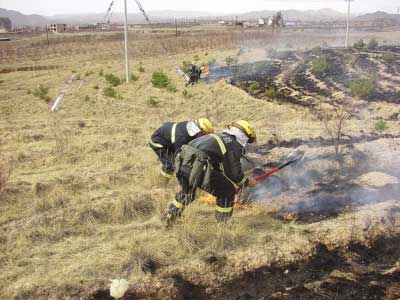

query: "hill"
(0, 8), (47, 27)
(355, 11), (400, 22)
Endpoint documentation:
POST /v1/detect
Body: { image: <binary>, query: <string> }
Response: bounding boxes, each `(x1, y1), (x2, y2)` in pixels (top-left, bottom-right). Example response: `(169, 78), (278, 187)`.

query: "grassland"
(0, 28), (400, 300)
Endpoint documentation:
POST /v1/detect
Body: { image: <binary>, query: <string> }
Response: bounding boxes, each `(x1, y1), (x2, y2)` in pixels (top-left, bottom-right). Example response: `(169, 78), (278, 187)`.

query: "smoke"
(242, 137), (400, 222)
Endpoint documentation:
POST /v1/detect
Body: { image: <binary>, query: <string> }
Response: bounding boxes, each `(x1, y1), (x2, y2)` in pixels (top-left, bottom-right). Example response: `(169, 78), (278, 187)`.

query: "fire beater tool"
(255, 149), (305, 183)
(238, 148), (305, 195)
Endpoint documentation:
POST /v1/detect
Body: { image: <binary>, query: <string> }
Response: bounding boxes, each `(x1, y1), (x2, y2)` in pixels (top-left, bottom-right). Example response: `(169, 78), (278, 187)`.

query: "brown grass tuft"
(113, 193), (155, 223)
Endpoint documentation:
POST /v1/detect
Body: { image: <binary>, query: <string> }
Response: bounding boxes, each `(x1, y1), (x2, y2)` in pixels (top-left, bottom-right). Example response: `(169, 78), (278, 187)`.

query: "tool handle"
(255, 160), (295, 182)
(255, 167), (280, 182)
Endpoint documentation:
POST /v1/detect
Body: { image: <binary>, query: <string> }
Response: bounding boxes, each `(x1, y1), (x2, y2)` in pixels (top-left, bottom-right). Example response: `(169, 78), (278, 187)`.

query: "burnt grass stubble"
(91, 235), (400, 300)
(227, 46), (400, 107)
(91, 47), (400, 300)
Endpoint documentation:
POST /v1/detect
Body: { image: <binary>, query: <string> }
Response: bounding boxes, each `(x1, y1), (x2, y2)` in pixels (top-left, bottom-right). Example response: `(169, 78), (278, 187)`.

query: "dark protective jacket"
(188, 133), (248, 187)
(150, 121), (194, 154)
(188, 64), (201, 77)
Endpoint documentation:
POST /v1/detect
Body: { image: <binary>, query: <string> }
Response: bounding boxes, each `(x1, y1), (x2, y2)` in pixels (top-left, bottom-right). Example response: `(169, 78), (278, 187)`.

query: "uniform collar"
(187, 121), (201, 137)
(223, 128), (248, 148)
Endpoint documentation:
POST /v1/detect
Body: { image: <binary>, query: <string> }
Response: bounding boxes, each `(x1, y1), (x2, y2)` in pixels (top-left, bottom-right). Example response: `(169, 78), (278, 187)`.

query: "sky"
(1, 0), (399, 16)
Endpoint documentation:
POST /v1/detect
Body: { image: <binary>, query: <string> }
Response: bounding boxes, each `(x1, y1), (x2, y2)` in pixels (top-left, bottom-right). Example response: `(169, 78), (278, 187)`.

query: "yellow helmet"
(195, 118), (214, 134)
(229, 120), (257, 143)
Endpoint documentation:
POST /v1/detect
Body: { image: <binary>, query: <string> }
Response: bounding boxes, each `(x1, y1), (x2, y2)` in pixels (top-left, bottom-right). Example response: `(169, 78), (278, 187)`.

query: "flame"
(198, 193), (248, 210)
(283, 213), (297, 221)
(199, 193), (217, 206)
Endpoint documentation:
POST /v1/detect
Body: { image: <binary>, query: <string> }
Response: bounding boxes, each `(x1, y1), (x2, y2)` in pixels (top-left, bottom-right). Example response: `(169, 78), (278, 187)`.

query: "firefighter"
(149, 118), (214, 181)
(161, 120), (258, 227)
(187, 62), (202, 86)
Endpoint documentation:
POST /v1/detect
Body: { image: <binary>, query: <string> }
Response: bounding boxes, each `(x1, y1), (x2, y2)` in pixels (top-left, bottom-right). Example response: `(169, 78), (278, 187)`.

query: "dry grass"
(0, 29), (399, 300)
(0, 160), (13, 198)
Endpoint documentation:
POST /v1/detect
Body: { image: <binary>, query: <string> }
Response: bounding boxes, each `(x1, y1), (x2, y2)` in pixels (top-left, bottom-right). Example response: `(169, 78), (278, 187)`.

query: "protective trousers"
(150, 144), (174, 178)
(167, 167), (236, 223)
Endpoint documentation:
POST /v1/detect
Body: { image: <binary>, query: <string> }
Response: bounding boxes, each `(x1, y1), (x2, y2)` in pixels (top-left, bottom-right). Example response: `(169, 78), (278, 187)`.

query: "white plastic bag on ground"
(110, 278), (129, 299)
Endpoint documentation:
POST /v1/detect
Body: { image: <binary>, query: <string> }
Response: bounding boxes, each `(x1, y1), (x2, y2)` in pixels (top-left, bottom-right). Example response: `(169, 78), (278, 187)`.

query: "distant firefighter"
(187, 62), (202, 86)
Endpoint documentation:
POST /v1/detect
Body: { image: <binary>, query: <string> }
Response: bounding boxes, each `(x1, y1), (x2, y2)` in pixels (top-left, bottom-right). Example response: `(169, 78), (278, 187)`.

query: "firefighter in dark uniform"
(161, 120), (258, 226)
(149, 118), (214, 181)
(187, 62), (202, 86)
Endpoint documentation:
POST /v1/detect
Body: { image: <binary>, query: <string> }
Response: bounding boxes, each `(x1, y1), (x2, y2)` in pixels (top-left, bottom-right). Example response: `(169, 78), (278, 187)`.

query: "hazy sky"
(1, 0), (399, 16)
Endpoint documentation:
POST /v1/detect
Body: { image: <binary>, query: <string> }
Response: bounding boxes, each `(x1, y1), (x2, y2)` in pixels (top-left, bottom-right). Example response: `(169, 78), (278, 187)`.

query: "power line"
(107, 0), (118, 24)
(105, 0), (115, 24)
(134, 0), (152, 25)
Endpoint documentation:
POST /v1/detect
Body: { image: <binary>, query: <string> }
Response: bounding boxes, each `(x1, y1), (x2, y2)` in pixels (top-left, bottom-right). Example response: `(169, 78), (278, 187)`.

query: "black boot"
(160, 203), (183, 228)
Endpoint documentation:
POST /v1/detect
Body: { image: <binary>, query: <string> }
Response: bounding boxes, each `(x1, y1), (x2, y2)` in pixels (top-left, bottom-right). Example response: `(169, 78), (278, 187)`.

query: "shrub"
(374, 120), (388, 132)
(99, 69), (104, 77)
(183, 89), (193, 99)
(225, 56), (238, 66)
(383, 53), (395, 64)
(84, 95), (90, 101)
(104, 73), (121, 87)
(138, 64), (145, 73)
(312, 46), (323, 56)
(312, 55), (331, 77)
(322, 104), (350, 157)
(93, 85), (99, 90)
(151, 71), (170, 88)
(248, 81), (260, 95)
(130, 74), (139, 81)
(353, 39), (366, 50)
(367, 38), (379, 50)
(32, 84), (51, 103)
(146, 96), (160, 106)
(207, 58), (216, 66)
(75, 74), (81, 81)
(166, 84), (177, 93)
(193, 54), (200, 62)
(349, 75), (377, 99)
(181, 61), (191, 74)
(85, 71), (93, 77)
(264, 87), (281, 99)
(103, 86), (117, 98)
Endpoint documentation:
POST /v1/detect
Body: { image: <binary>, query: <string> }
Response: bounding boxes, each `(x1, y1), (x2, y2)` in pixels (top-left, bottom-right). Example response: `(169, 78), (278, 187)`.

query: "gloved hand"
(247, 176), (258, 187)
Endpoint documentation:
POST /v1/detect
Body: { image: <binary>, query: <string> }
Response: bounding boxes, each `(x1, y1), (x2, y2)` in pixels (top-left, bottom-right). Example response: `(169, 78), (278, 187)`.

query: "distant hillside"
(355, 11), (400, 22)
(0, 8), (47, 27)
(232, 8), (347, 22)
(1, 7), (399, 27)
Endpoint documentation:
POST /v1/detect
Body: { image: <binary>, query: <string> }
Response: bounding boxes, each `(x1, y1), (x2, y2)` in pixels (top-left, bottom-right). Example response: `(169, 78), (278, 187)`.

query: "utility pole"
(345, 0), (354, 48)
(123, 0), (130, 82)
(45, 25), (50, 47)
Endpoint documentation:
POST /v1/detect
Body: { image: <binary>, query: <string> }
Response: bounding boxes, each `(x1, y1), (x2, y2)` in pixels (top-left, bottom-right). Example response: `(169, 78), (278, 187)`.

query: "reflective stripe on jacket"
(150, 121), (194, 153)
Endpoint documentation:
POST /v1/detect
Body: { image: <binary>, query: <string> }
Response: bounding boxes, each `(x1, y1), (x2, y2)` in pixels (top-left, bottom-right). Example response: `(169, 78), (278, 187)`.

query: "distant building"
(47, 24), (67, 33)
(0, 17), (12, 32)
(74, 23), (110, 31)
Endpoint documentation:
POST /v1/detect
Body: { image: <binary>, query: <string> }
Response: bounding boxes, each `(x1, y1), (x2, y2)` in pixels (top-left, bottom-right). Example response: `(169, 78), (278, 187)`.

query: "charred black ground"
(205, 46), (400, 108)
